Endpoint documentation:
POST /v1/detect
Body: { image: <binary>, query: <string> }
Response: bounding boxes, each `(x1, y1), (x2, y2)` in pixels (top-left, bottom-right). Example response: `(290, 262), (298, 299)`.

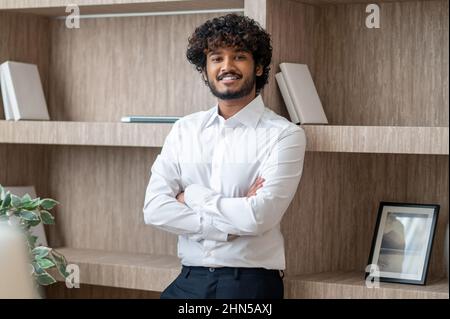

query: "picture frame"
(366, 202), (439, 285)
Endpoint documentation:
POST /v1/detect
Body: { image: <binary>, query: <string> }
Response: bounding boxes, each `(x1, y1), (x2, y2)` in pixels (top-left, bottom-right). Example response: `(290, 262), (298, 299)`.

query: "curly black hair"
(186, 14), (272, 94)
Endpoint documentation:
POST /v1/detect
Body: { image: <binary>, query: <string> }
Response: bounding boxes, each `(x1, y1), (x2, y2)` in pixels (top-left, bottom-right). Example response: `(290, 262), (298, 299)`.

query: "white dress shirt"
(143, 95), (306, 270)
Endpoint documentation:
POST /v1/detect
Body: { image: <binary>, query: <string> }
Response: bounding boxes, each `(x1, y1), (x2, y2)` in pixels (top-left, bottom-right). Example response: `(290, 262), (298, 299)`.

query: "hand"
(176, 192), (185, 204)
(246, 177), (265, 197)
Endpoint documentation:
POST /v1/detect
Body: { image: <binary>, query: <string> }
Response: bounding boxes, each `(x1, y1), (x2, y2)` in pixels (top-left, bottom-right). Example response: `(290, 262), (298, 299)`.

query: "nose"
(220, 56), (236, 74)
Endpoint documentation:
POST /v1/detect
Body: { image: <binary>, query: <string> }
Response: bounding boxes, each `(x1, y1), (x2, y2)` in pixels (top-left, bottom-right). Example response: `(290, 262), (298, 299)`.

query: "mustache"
(217, 72), (242, 81)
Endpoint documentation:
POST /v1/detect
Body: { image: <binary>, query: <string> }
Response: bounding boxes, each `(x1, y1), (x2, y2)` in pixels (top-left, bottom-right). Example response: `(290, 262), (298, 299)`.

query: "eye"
(235, 55), (247, 60)
(210, 56), (222, 63)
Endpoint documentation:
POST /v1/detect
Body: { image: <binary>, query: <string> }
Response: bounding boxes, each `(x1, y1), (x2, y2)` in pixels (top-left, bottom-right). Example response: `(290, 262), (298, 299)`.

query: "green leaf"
(22, 194), (32, 202)
(27, 235), (38, 248)
(51, 250), (69, 278)
(18, 210), (40, 221)
(1, 192), (11, 208)
(37, 258), (55, 269)
(0, 185), (4, 200)
(22, 198), (40, 210)
(31, 261), (46, 275)
(39, 199), (59, 210)
(0, 207), (7, 216)
(28, 219), (41, 227)
(36, 272), (56, 286)
(32, 246), (52, 259)
(11, 194), (22, 208)
(40, 210), (55, 225)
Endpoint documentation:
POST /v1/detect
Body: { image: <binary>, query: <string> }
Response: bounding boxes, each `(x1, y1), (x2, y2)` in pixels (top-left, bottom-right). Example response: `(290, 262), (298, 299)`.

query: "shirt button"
(209, 268), (215, 272)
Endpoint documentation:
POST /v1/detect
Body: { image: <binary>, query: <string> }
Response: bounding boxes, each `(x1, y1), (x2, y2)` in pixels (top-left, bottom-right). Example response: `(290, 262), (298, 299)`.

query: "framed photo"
(366, 202), (439, 285)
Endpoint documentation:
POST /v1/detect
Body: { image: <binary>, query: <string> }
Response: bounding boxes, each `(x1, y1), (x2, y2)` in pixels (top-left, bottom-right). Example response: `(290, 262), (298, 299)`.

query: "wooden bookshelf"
(285, 272), (449, 299)
(1, 0), (448, 299)
(52, 247), (180, 292)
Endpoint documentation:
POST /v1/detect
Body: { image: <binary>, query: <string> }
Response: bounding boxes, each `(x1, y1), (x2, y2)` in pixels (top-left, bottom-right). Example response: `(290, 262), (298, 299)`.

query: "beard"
(207, 73), (256, 100)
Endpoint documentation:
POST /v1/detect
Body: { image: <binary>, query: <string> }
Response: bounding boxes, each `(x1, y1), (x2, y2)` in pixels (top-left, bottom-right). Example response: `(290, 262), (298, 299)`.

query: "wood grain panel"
(0, 0), (244, 16)
(265, 0), (449, 126)
(46, 282), (161, 298)
(0, 121), (172, 147)
(1, 121), (448, 155)
(282, 152), (449, 278)
(0, 144), (49, 201)
(302, 125), (449, 155)
(285, 272), (449, 299)
(0, 12), (50, 120)
(46, 145), (178, 256)
(48, 12), (223, 122)
(50, 248), (180, 291)
(263, 0), (317, 117)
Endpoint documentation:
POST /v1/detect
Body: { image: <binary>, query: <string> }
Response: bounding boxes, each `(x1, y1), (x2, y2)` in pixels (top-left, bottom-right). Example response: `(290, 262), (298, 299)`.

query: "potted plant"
(0, 184), (69, 287)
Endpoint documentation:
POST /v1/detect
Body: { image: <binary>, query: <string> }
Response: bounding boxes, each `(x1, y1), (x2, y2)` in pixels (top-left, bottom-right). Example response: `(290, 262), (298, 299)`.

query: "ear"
(255, 65), (263, 77)
(201, 69), (209, 86)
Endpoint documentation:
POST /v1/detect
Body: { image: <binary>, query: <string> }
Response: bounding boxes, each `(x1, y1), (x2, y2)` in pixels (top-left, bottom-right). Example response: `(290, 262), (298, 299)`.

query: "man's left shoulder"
(261, 107), (305, 136)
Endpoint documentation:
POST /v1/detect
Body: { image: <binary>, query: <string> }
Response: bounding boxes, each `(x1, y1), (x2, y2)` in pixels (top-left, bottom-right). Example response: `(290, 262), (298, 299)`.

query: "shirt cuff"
(200, 214), (228, 242)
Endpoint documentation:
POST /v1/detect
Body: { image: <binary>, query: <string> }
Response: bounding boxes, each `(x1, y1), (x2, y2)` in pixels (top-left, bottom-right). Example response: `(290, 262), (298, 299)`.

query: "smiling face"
(204, 47), (263, 101)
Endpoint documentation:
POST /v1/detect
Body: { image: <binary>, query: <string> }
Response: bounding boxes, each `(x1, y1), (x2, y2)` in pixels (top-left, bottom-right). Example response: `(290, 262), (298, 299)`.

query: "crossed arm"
(142, 122), (306, 242)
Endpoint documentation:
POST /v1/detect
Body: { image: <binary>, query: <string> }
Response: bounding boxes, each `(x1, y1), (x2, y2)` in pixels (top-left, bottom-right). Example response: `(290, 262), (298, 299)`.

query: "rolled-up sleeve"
(184, 127), (306, 236)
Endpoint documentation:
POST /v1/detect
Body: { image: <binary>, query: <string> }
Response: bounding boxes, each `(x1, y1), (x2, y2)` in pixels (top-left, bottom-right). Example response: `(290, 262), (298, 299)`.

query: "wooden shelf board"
(285, 271), (449, 299)
(1, 121), (448, 154)
(52, 247), (181, 292)
(296, 0), (439, 5)
(0, 120), (172, 147)
(302, 125), (449, 155)
(0, 0), (244, 16)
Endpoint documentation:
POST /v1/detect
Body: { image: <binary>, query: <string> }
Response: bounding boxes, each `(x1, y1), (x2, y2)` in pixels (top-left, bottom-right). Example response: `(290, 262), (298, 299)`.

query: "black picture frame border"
(365, 201), (440, 286)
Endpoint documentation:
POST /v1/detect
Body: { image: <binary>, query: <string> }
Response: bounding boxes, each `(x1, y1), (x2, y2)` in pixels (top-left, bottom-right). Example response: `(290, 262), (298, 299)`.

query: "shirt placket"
(203, 119), (227, 259)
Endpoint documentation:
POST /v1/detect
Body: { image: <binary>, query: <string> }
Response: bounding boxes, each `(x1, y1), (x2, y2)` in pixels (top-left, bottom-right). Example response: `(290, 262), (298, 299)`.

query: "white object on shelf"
(278, 63), (328, 124)
(0, 65), (14, 120)
(0, 223), (37, 299)
(275, 72), (300, 125)
(0, 61), (50, 121)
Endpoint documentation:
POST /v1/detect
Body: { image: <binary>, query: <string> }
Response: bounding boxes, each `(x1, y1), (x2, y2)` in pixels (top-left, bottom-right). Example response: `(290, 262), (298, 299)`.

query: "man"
(143, 14), (306, 299)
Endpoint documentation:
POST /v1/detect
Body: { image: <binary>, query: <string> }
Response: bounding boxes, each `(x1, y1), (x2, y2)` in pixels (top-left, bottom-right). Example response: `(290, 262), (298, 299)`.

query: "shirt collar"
(204, 95), (265, 129)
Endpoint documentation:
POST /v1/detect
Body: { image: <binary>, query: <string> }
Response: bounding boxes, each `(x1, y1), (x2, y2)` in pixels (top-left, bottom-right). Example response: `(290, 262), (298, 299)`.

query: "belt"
(181, 265), (284, 279)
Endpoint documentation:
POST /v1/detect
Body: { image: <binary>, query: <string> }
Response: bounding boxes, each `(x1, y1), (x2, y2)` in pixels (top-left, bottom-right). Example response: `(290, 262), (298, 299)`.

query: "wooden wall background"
(264, 0), (449, 126)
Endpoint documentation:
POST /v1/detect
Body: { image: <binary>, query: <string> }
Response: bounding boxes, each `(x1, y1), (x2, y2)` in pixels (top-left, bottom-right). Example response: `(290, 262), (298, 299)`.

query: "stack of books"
(0, 61), (50, 121)
(276, 63), (328, 125)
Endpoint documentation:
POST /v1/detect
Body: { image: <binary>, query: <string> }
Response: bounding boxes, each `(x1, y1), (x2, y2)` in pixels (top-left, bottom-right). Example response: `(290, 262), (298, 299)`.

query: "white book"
(0, 65), (14, 120)
(4, 186), (48, 247)
(0, 61), (50, 121)
(275, 72), (300, 124)
(279, 63), (328, 124)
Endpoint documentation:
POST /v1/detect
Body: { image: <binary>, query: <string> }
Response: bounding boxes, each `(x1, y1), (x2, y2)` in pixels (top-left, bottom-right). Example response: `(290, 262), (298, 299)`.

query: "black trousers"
(160, 265), (284, 299)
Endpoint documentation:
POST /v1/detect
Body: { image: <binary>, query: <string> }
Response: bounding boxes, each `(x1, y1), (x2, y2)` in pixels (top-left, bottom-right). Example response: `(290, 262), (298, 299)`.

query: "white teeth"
(222, 76), (238, 80)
